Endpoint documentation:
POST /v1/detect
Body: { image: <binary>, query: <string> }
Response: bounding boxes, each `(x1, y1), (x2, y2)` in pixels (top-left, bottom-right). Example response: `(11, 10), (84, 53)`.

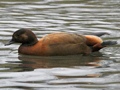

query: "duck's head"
(5, 28), (38, 46)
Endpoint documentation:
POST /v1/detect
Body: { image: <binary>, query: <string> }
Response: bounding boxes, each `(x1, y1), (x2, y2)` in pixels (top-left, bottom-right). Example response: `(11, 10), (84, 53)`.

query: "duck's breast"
(18, 39), (50, 55)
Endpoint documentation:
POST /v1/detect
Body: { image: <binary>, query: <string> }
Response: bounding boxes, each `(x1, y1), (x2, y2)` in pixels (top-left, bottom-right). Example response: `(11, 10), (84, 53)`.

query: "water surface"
(0, 0), (120, 90)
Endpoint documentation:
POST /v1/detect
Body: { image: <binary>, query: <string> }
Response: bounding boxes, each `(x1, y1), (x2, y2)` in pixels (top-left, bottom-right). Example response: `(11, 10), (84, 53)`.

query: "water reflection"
(18, 53), (102, 69)
(0, 52), (119, 89)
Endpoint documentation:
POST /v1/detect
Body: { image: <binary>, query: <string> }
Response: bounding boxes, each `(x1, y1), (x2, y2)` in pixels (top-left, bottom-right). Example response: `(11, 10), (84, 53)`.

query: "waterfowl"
(5, 28), (117, 56)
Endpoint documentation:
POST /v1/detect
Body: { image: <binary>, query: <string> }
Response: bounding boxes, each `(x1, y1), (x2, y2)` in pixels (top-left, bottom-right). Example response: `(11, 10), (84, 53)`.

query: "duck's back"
(40, 32), (87, 45)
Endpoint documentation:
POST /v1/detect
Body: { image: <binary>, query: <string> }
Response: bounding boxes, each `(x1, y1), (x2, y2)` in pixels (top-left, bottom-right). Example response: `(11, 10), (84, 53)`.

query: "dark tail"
(91, 41), (117, 52)
(101, 41), (117, 46)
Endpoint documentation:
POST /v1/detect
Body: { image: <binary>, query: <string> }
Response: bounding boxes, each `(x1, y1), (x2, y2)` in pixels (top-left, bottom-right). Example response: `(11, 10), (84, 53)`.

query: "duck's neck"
(21, 40), (39, 46)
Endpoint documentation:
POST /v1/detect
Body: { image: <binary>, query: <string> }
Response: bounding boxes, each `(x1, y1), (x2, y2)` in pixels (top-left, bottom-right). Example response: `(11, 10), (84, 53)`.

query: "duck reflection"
(18, 52), (103, 71)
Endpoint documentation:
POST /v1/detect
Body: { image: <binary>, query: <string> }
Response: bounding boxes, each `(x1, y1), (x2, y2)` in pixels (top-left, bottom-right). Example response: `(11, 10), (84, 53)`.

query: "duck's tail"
(92, 41), (117, 52)
(101, 41), (117, 46)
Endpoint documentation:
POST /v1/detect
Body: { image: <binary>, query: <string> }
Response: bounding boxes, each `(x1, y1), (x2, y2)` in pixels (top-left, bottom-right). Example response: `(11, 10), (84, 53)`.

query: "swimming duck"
(5, 28), (117, 56)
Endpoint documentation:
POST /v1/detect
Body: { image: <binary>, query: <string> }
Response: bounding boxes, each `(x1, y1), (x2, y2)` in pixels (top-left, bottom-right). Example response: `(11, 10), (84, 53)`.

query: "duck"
(5, 28), (117, 56)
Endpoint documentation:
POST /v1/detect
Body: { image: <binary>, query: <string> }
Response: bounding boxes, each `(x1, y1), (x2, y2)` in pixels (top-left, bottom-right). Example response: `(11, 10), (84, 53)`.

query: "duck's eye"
(17, 34), (20, 37)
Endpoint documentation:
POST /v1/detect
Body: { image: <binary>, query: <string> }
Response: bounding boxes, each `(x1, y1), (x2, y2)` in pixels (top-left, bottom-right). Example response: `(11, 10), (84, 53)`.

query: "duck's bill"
(5, 39), (15, 46)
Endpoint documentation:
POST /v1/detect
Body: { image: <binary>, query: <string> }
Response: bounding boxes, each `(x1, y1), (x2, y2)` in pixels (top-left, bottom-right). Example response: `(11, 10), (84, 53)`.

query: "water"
(0, 0), (120, 90)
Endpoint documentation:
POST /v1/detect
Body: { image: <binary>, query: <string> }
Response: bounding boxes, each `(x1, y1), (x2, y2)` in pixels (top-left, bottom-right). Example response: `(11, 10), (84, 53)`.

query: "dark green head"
(5, 28), (38, 46)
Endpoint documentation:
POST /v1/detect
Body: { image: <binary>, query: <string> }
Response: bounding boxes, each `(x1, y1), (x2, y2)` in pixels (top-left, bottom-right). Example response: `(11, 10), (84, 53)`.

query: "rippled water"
(0, 0), (120, 90)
